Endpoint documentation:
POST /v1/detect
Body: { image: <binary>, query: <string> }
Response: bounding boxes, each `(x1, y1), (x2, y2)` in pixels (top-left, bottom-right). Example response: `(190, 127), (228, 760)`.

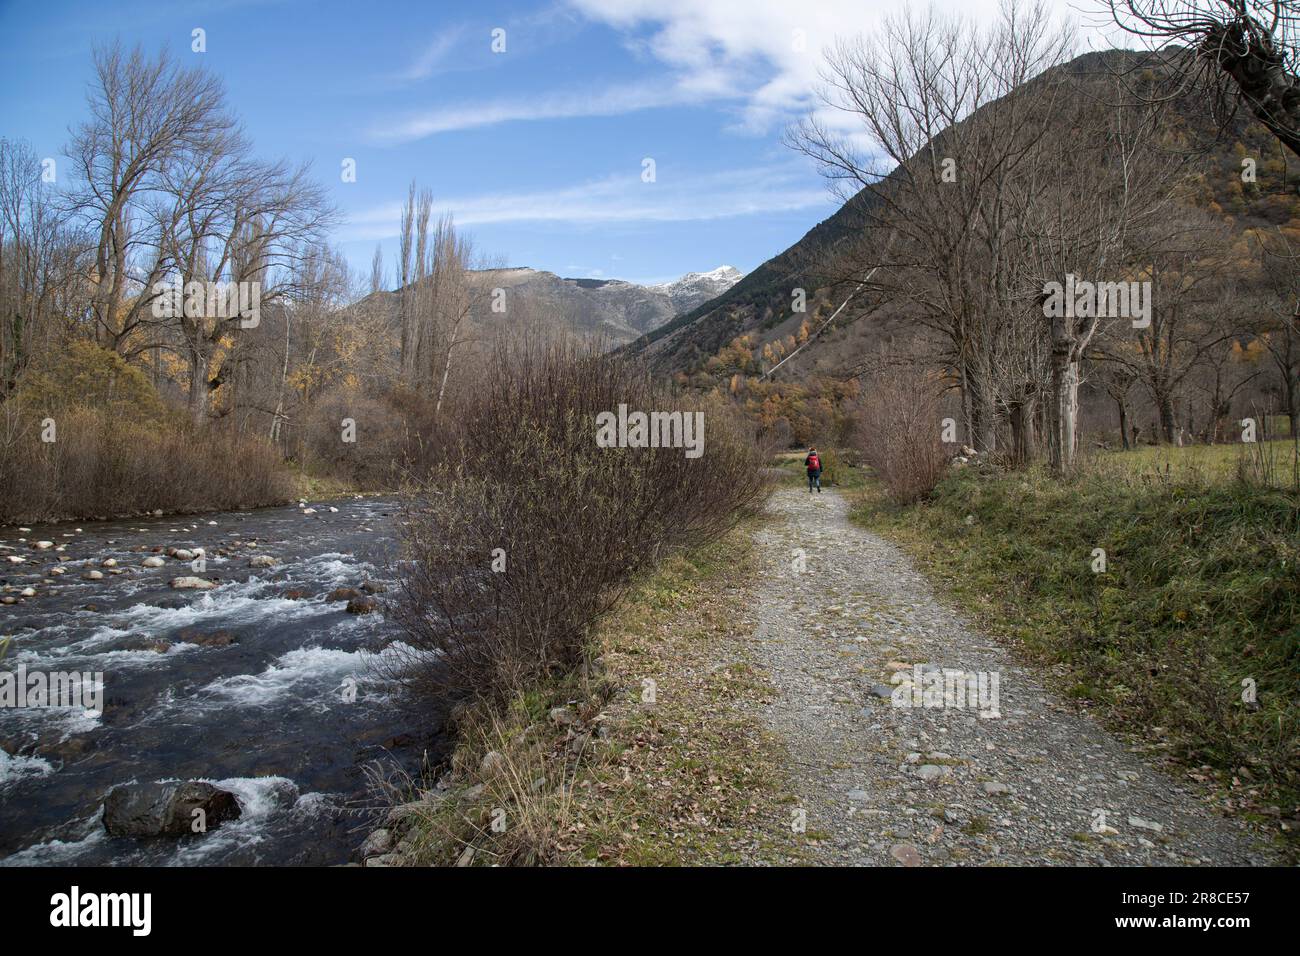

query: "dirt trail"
(748, 486), (1278, 866)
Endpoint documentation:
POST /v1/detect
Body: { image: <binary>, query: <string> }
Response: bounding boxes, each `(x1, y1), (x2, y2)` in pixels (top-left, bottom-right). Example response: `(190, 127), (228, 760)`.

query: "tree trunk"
(434, 320), (460, 418)
(967, 367), (996, 454)
(1049, 357), (1080, 472)
(188, 349), (210, 427)
(1117, 397), (1131, 451)
(1156, 392), (1177, 444)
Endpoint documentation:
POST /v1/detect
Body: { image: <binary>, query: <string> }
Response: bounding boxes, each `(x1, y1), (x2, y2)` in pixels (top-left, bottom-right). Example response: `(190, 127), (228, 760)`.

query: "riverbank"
(361, 524), (806, 866)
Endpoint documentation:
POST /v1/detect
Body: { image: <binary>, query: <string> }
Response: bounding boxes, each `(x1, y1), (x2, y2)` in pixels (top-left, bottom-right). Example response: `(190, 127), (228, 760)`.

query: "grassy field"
(849, 444), (1300, 847)
(1079, 438), (1299, 486)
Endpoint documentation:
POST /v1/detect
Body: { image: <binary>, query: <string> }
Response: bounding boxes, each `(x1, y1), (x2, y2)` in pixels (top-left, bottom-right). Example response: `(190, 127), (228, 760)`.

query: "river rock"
(359, 580), (386, 594)
(173, 549), (195, 561)
(49, 567), (66, 575)
(345, 596), (377, 614)
(170, 576), (216, 590)
(141, 556), (165, 568)
(360, 828), (393, 857)
(175, 629), (237, 648)
(326, 587), (361, 603)
(83, 570), (103, 581)
(33, 541), (54, 550)
(6, 555), (24, 564)
(102, 781), (242, 837)
(248, 555), (276, 568)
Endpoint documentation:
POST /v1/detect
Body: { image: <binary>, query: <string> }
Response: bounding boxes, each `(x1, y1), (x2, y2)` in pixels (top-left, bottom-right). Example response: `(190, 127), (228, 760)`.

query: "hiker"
(804, 447), (823, 493)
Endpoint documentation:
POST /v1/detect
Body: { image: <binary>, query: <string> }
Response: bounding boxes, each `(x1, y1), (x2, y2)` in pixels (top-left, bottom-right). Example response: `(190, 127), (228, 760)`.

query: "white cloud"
(566, 0), (1090, 133)
(342, 163), (831, 240)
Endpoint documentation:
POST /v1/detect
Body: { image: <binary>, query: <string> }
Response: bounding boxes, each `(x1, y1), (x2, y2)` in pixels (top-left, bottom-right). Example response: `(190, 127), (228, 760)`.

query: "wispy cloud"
(342, 163), (830, 239)
(397, 26), (467, 82)
(367, 78), (733, 143)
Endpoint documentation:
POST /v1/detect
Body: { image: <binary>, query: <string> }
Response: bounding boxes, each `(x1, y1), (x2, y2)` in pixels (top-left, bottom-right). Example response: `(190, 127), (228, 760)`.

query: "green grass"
(1084, 438), (1298, 485)
(850, 454), (1300, 844)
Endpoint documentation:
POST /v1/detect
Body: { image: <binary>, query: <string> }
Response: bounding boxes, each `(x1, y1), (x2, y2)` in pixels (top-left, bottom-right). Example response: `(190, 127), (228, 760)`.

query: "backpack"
(807, 453), (821, 471)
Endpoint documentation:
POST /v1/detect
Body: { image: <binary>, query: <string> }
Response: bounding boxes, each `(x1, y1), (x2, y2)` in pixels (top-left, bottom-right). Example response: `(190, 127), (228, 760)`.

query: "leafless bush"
(385, 337), (768, 707)
(0, 401), (292, 524)
(854, 367), (951, 504)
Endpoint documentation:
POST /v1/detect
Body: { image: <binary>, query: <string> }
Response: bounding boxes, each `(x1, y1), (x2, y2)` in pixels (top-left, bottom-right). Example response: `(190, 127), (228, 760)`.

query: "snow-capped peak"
(651, 266), (743, 305)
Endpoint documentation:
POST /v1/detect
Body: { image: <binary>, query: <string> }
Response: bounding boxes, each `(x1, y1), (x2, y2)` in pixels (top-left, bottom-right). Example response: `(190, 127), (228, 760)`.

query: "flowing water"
(0, 496), (442, 866)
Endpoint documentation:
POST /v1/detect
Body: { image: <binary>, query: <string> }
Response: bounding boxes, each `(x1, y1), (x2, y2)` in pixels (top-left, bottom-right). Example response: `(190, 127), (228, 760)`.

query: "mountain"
(649, 266), (744, 312)
(627, 48), (1300, 380)
(360, 265), (743, 350)
(474, 265), (741, 344)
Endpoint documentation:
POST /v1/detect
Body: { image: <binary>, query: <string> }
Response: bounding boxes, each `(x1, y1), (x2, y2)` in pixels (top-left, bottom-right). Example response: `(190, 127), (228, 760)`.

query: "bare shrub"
(386, 337), (768, 707)
(854, 367), (951, 504)
(0, 400), (292, 524)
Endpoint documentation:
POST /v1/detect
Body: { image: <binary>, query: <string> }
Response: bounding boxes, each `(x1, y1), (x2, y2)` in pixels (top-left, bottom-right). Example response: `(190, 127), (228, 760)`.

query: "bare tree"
(1250, 226), (1300, 435)
(1106, 1), (1300, 157)
(789, 0), (1077, 454)
(67, 43), (233, 355)
(0, 138), (87, 396)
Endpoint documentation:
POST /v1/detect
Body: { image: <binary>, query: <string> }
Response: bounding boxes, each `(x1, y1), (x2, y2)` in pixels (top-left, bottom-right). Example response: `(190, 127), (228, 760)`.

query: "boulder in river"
(248, 555), (276, 568)
(170, 576), (216, 590)
(346, 596), (378, 614)
(141, 556), (165, 567)
(175, 628), (237, 648)
(102, 780), (242, 837)
(327, 587), (361, 603)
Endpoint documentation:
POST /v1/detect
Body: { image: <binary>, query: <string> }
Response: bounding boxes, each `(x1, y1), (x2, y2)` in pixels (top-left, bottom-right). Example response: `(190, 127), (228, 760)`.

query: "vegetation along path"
(749, 485), (1279, 866)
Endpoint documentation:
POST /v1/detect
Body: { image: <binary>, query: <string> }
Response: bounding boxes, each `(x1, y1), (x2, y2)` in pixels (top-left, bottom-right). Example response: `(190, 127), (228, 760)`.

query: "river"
(0, 495), (442, 866)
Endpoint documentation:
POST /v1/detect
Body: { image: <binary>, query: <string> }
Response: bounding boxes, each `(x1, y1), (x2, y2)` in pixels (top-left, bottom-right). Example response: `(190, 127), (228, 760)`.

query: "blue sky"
(0, 0), (1102, 286)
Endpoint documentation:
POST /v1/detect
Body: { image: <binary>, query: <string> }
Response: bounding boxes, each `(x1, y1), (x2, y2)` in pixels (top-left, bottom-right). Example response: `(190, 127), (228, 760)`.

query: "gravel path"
(750, 486), (1280, 866)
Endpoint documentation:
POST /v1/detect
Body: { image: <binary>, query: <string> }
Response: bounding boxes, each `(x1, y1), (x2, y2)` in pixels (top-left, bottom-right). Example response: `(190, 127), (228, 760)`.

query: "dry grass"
(0, 401), (294, 524)
(383, 527), (806, 866)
